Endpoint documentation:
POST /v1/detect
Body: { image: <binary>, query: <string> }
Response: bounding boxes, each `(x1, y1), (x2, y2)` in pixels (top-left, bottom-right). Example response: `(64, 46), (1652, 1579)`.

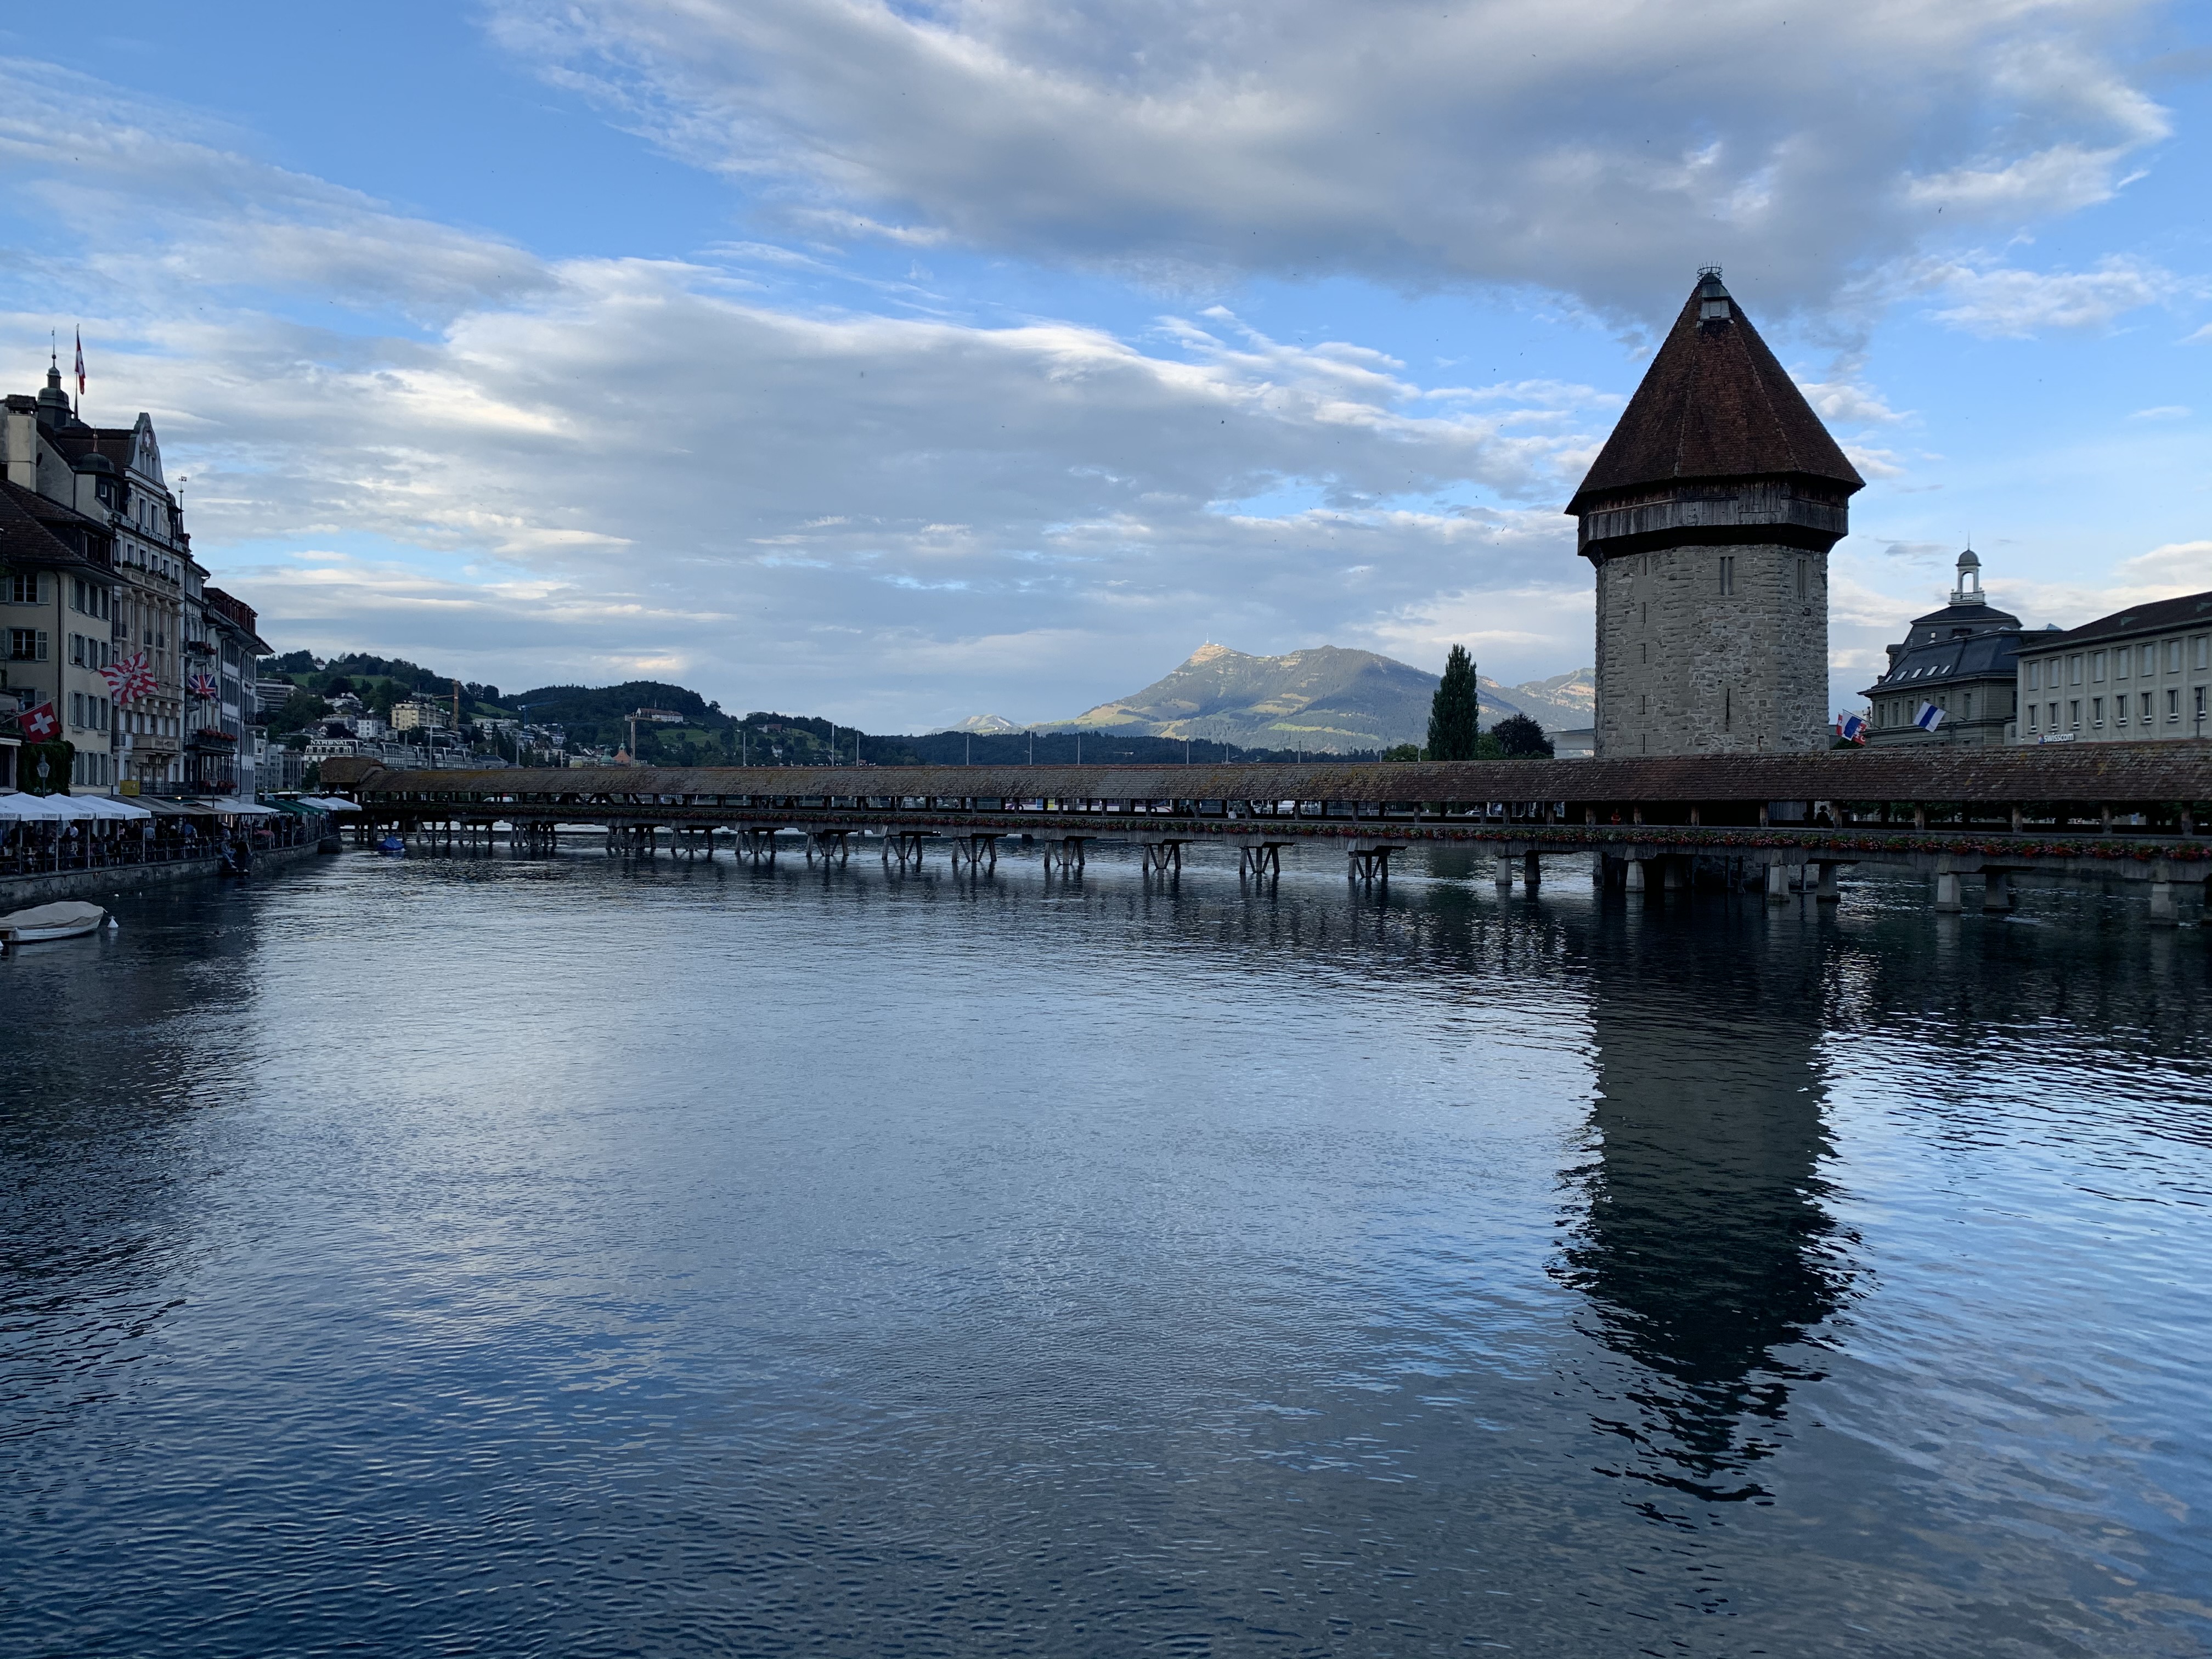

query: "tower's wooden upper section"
(1567, 273), (1863, 561)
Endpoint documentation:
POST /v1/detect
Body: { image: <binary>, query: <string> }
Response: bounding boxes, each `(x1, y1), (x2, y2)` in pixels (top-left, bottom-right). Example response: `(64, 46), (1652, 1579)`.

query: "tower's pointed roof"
(1567, 272), (1862, 515)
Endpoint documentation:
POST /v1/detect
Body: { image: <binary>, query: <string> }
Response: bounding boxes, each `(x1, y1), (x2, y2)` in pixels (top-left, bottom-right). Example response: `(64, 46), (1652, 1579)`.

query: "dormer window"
(1700, 298), (1729, 322)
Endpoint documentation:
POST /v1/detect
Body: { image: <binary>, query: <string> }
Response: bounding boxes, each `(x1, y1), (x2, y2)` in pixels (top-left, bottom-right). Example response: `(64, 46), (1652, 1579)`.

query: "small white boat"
(0, 900), (113, 948)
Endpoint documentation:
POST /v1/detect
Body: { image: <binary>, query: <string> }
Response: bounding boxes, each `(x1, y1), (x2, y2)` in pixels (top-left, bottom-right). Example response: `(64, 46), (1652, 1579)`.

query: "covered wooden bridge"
(319, 745), (2212, 919)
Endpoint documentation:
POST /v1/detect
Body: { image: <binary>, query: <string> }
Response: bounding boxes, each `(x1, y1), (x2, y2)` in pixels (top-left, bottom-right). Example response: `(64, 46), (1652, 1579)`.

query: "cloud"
(487, 0), (2172, 320)
(1909, 255), (2193, 337)
(0, 60), (1613, 727)
(2129, 405), (2190, 420)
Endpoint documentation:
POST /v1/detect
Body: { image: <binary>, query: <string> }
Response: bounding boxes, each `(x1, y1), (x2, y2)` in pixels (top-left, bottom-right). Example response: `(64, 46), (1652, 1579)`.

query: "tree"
(1382, 743), (1423, 761)
(1427, 645), (1481, 761)
(1492, 713), (1554, 758)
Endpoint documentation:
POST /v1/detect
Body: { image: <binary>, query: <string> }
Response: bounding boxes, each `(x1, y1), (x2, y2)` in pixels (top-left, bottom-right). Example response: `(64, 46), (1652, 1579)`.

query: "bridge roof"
(326, 742), (2212, 805)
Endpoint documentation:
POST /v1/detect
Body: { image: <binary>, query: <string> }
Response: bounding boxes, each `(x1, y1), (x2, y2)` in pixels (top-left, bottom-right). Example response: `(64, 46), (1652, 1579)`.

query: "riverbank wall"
(0, 842), (326, 910)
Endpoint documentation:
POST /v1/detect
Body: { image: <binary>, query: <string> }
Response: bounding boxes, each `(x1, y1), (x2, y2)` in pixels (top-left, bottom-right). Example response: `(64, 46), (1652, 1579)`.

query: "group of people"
(0, 808), (318, 877)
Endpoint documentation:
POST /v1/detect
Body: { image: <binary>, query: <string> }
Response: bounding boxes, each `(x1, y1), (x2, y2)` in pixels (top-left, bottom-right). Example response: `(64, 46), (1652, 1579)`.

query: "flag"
(1837, 713), (1868, 744)
(1914, 702), (1945, 732)
(188, 670), (219, 700)
(73, 330), (85, 398)
(19, 701), (58, 742)
(101, 650), (155, 704)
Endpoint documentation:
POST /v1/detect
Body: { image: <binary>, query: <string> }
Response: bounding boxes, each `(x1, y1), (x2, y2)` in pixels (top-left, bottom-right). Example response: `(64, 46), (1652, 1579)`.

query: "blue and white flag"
(1914, 702), (1945, 732)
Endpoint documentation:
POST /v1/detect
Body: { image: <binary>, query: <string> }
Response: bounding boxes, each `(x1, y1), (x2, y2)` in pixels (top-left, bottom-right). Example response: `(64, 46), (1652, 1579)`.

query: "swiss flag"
(19, 701), (58, 742)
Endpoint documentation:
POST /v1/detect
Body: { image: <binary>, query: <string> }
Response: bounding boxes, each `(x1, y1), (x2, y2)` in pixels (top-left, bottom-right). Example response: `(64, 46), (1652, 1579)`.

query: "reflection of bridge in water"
(323, 746), (2212, 918)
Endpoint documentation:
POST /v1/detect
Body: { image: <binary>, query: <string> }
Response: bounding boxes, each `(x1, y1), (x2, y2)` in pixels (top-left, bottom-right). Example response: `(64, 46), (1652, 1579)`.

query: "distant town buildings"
(2016, 591), (2212, 744)
(1860, 552), (2030, 747)
(1, 358), (266, 795)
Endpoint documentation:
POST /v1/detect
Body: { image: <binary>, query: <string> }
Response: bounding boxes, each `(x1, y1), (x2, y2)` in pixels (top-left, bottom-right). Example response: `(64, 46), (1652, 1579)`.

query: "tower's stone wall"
(1594, 542), (1829, 757)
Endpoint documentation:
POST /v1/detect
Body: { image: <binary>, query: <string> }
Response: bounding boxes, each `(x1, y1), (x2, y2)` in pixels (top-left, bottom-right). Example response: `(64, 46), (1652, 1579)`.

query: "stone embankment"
(0, 841), (326, 909)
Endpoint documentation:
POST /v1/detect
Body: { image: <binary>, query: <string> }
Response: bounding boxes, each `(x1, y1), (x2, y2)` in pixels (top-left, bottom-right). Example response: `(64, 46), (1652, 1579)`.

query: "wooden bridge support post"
(1623, 856), (1645, 893)
(1765, 860), (1793, 905)
(1983, 870), (2015, 913)
(1816, 862), (1844, 904)
(1238, 843), (1283, 879)
(1662, 856), (1687, 890)
(1494, 849), (1515, 890)
(1522, 849), (1542, 890)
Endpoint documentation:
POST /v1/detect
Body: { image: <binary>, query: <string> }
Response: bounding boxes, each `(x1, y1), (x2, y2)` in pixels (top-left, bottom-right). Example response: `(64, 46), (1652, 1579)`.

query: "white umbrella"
(71, 795), (154, 820)
(0, 792), (97, 822)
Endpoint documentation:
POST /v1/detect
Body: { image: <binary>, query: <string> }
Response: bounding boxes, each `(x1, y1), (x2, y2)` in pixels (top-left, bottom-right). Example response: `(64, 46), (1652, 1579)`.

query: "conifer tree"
(1427, 645), (1481, 760)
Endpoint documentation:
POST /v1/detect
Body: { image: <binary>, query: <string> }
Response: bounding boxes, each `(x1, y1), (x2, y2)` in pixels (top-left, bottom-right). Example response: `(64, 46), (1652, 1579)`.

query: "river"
(3, 843), (2208, 1656)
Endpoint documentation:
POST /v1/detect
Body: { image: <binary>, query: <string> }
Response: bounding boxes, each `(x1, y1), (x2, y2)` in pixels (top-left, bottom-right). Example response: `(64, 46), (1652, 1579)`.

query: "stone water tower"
(1567, 270), (1864, 757)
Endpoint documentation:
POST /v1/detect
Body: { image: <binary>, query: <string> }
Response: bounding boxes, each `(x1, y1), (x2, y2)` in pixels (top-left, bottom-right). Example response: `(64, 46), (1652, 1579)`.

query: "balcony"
(188, 727), (236, 752)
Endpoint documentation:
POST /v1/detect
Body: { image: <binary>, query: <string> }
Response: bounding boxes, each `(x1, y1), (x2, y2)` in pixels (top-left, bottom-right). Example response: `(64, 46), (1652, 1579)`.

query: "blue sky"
(3, 1), (2208, 728)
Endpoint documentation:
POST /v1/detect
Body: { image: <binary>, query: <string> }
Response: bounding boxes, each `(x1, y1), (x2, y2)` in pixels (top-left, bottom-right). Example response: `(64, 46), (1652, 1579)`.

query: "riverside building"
(1, 357), (265, 792)
(1568, 270), (1863, 758)
(1860, 551), (2031, 747)
(2016, 590), (2212, 744)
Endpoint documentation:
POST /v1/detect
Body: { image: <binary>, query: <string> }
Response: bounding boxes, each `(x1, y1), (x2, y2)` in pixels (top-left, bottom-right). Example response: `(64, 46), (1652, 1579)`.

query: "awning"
(0, 791), (94, 822)
(206, 798), (280, 817)
(143, 799), (223, 818)
(296, 795), (360, 812)
(70, 795), (154, 820)
(264, 798), (329, 819)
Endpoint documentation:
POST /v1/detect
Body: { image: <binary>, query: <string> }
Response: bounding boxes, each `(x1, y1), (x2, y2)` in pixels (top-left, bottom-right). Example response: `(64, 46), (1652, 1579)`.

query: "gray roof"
(1863, 598), (2025, 699)
(2021, 590), (2212, 653)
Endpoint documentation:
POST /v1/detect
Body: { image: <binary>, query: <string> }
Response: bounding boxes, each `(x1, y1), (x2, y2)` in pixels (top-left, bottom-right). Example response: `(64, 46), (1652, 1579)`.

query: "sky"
(2, 0), (2208, 731)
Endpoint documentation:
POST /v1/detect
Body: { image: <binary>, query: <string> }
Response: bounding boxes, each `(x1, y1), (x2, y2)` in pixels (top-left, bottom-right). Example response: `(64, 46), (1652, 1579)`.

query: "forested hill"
(261, 652), (1405, 766)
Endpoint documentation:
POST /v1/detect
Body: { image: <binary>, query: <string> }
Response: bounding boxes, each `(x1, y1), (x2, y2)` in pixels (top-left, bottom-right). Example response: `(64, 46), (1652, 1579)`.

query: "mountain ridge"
(986, 645), (1593, 753)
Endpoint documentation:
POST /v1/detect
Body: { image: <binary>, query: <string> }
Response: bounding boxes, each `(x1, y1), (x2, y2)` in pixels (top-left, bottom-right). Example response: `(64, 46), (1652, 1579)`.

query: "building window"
(2196, 636), (2209, 670)
(2141, 692), (2153, 721)
(2142, 645), (2156, 675)
(1796, 557), (1808, 597)
(2069, 699), (2080, 728)
(2048, 702), (2058, 729)
(1719, 556), (1735, 597)
(2091, 651), (2106, 682)
(2197, 686), (2207, 728)
(2069, 654), (2083, 685)
(2115, 650), (2130, 681)
(2025, 704), (2038, 732)
(2170, 689), (2182, 721)
(2025, 662), (2040, 690)
(1639, 693), (1648, 714)
(70, 691), (83, 727)
(6, 573), (37, 605)
(2091, 697), (2103, 726)
(8, 628), (47, 662)
(2166, 641), (2182, 673)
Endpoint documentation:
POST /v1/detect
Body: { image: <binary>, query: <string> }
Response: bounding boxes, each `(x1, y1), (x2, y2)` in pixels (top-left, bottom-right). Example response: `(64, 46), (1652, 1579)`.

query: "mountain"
(1040, 644), (1593, 753)
(933, 713), (1025, 735)
(1499, 669), (1595, 731)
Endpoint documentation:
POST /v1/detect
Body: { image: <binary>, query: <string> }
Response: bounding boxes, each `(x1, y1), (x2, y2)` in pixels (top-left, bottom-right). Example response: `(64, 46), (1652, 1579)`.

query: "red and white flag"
(73, 330), (85, 398)
(19, 701), (59, 742)
(101, 650), (155, 704)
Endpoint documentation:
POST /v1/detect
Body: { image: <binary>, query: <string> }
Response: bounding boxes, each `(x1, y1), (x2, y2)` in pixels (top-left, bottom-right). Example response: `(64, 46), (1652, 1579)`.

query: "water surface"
(4, 843), (2208, 1656)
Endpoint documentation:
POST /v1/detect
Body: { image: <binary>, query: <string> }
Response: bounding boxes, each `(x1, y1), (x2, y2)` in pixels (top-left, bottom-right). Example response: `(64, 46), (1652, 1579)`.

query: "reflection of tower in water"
(1559, 915), (1853, 1511)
